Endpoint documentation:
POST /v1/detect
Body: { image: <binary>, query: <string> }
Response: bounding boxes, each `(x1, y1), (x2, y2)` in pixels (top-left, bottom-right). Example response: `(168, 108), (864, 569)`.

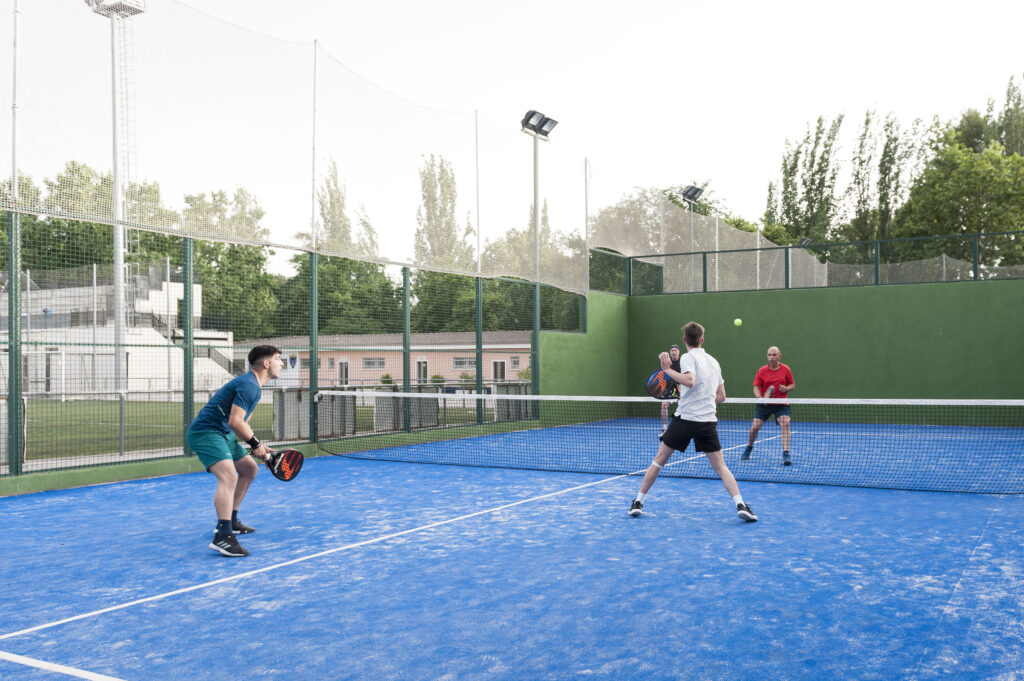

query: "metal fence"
(619, 231), (1024, 295)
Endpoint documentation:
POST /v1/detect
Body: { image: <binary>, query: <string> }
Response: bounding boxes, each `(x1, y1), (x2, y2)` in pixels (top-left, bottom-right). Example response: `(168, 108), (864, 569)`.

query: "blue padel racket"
(764, 385), (774, 399)
(266, 449), (303, 482)
(645, 369), (677, 400)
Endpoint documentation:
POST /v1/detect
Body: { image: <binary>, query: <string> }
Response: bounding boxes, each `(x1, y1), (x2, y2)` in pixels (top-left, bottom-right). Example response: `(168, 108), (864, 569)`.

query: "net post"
(182, 237), (194, 455)
(7, 211), (23, 475)
(475, 276), (483, 425)
(532, 281), (540, 416)
(402, 267), (411, 432)
(308, 252), (319, 444)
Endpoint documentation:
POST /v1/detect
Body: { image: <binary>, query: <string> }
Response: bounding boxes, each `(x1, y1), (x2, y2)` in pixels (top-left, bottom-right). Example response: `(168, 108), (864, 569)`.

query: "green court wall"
(540, 291), (629, 396)
(625, 280), (1024, 399)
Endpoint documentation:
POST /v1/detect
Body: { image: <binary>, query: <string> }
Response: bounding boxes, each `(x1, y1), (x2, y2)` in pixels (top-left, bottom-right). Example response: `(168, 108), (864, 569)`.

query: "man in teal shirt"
(187, 345), (282, 557)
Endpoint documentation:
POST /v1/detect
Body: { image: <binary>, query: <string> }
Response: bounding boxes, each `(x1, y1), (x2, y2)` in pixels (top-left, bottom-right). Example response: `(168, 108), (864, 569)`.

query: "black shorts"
(661, 417), (722, 453)
(754, 404), (792, 422)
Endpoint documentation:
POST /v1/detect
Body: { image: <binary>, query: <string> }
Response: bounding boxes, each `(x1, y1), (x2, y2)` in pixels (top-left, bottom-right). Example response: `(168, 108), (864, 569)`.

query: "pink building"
(243, 331), (531, 389)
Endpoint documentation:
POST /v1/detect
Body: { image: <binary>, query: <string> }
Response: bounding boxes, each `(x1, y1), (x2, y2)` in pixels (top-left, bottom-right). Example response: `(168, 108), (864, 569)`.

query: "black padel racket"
(645, 369), (677, 400)
(267, 449), (303, 482)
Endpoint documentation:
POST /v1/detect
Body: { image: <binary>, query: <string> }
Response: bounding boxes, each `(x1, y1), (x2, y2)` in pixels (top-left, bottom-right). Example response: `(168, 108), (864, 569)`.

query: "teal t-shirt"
(188, 372), (262, 434)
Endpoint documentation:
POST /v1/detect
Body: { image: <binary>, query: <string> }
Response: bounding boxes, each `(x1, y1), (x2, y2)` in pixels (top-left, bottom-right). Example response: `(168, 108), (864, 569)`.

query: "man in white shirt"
(629, 321), (757, 522)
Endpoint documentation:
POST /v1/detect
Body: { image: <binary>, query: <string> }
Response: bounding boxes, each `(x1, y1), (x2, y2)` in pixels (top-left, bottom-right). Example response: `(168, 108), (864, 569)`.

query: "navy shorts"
(661, 417), (722, 453)
(754, 404), (792, 422)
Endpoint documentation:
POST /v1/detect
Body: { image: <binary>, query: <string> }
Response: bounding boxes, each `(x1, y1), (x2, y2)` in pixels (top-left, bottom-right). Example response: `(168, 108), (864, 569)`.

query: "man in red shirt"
(741, 346), (795, 465)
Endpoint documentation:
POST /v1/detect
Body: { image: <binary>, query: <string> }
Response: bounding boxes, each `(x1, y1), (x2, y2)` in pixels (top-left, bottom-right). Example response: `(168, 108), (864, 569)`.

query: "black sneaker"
(232, 519), (255, 535)
(737, 503), (758, 522)
(741, 445), (752, 461)
(782, 452), (792, 466)
(629, 499), (643, 517)
(209, 534), (250, 557)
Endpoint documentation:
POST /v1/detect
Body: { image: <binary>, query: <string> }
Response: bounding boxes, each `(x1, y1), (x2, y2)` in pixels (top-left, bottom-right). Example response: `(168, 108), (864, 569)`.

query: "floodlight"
(521, 110), (558, 139)
(84, 0), (146, 18)
(522, 110), (544, 130)
(681, 185), (704, 203)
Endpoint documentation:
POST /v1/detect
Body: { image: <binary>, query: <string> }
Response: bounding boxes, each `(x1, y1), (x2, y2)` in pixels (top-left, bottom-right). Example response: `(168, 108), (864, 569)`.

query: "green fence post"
(532, 281), (540, 416)
(7, 212), (23, 475)
(475, 276), (483, 425)
(701, 252), (708, 293)
(874, 240), (881, 286)
(972, 234), (980, 280)
(309, 252), (318, 444)
(182, 237), (194, 455)
(402, 267), (411, 432)
(784, 246), (791, 289)
(625, 256), (632, 296)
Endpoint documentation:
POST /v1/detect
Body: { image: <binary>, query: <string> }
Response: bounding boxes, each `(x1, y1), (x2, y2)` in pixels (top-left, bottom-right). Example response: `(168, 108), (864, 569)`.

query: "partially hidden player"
(659, 344), (682, 434)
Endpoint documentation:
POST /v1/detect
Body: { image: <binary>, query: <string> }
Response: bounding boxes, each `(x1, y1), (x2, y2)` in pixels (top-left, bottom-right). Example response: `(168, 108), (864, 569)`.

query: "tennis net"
(313, 391), (1024, 494)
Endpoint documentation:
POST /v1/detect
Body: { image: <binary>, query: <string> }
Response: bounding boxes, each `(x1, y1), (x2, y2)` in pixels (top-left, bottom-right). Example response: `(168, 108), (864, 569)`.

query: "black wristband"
(247, 435), (261, 450)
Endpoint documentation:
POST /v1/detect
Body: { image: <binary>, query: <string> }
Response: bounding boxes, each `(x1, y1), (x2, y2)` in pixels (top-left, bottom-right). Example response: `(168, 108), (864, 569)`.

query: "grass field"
(23, 399), (275, 460)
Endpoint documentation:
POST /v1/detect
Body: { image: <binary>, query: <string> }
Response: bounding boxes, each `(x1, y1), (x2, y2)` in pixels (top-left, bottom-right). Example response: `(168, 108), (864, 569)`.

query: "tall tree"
(181, 189), (278, 340)
(411, 155), (476, 333)
(999, 74), (1024, 158)
(279, 159), (401, 336)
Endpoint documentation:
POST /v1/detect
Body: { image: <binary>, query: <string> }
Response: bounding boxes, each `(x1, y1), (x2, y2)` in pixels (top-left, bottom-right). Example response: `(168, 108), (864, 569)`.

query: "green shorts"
(187, 429), (248, 471)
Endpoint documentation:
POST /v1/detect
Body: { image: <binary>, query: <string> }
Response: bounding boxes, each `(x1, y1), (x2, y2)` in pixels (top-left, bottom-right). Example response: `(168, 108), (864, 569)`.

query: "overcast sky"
(174, 0), (1024, 222)
(5, 0), (1023, 277)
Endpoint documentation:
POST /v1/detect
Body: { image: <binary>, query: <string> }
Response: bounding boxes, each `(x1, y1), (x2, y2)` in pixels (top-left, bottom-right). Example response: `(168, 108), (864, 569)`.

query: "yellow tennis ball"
(734, 318), (743, 326)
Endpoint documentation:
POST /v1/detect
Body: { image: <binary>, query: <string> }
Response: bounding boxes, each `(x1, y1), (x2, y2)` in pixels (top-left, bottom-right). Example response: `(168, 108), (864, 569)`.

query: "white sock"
(636, 492), (648, 503)
(732, 494), (744, 506)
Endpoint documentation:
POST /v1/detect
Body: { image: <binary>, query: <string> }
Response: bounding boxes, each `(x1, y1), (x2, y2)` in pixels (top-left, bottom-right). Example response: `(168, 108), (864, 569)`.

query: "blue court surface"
(2, 452), (1023, 680)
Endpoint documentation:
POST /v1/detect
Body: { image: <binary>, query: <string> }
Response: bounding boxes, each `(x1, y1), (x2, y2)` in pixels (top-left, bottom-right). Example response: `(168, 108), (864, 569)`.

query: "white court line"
(1, 443), (739, 643)
(0, 650), (127, 681)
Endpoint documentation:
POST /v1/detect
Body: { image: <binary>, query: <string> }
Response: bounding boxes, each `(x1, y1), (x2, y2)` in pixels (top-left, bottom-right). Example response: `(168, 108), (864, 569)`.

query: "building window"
(327, 358), (335, 370)
(363, 357), (386, 369)
(510, 356), (520, 369)
(452, 357), (475, 369)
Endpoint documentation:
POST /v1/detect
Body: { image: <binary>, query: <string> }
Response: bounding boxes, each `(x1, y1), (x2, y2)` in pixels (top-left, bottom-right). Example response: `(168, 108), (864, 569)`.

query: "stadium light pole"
(86, 0), (146, 454)
(521, 110), (557, 402)
(679, 185), (703, 291)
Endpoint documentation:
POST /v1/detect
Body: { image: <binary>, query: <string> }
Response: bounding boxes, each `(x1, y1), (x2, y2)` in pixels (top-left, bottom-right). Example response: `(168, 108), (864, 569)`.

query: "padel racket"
(645, 369), (677, 400)
(266, 449), (303, 482)
(764, 385), (774, 399)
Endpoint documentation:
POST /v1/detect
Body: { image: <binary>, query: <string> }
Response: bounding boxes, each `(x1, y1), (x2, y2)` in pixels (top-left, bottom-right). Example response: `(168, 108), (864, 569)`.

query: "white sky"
(175, 0), (1024, 221)
(5, 0), (1024, 276)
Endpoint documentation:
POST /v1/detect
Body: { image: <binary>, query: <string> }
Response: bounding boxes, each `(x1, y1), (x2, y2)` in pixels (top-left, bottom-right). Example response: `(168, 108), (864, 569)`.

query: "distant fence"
(589, 231), (1024, 295)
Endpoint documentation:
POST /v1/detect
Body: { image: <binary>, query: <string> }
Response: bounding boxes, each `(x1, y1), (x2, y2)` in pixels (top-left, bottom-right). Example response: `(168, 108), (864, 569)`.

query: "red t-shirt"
(754, 363), (794, 402)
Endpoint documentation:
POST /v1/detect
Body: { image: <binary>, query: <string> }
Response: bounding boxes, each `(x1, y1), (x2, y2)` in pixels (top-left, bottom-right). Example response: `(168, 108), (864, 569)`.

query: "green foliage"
(517, 366), (531, 380)
(430, 374), (445, 384)
(760, 223), (793, 246)
(380, 373), (393, 385)
(458, 371), (475, 384)
(278, 254), (402, 336)
(893, 134), (1024, 251)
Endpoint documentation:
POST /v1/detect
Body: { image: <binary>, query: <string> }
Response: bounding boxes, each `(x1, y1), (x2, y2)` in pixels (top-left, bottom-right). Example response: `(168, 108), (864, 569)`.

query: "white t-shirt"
(674, 347), (724, 422)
